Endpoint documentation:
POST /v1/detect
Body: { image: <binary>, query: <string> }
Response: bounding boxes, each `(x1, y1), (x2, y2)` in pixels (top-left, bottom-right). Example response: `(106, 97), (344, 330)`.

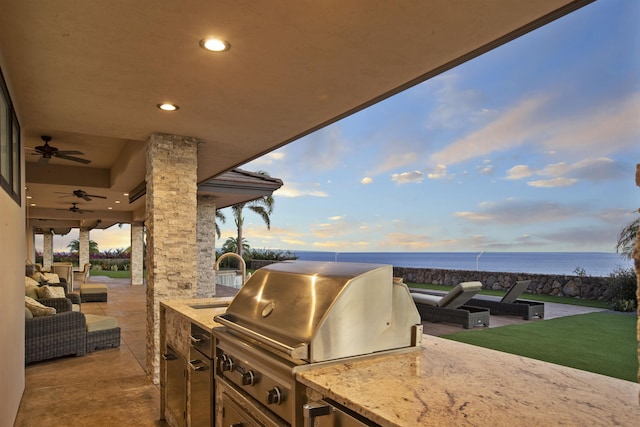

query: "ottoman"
(85, 314), (121, 352)
(80, 283), (108, 302)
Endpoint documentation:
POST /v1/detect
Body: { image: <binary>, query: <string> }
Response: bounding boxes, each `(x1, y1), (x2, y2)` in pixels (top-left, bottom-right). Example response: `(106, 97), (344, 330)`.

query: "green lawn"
(89, 270), (135, 279)
(442, 312), (638, 382)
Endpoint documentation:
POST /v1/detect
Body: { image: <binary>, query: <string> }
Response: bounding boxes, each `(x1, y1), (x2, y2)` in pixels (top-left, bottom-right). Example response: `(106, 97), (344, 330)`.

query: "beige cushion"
(81, 284), (107, 294)
(25, 306), (33, 320)
(36, 285), (66, 299)
(84, 314), (119, 332)
(24, 277), (40, 299)
(25, 296), (56, 317)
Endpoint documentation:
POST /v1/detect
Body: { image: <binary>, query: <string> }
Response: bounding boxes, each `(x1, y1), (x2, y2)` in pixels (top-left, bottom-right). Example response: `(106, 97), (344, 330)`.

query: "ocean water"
(291, 251), (631, 277)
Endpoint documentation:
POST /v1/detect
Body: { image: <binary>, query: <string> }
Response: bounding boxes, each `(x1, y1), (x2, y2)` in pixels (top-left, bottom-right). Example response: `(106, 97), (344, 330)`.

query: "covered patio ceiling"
(0, 0), (594, 233)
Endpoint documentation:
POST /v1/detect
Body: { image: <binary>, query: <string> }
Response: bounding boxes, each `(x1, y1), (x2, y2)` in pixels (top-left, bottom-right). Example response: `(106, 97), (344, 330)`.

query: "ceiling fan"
(32, 135), (91, 164)
(56, 203), (94, 214)
(55, 189), (107, 201)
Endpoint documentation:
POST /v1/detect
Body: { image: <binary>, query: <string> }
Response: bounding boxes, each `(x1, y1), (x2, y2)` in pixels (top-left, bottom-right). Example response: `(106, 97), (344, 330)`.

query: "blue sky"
(47, 1), (639, 253)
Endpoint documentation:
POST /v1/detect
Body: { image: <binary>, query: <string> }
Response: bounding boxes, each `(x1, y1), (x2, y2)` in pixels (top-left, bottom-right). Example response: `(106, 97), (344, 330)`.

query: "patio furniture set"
(410, 280), (544, 329)
(24, 273), (118, 364)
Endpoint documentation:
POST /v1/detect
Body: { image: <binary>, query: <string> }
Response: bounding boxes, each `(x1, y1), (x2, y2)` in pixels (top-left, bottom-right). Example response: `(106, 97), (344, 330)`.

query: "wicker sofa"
(25, 298), (87, 364)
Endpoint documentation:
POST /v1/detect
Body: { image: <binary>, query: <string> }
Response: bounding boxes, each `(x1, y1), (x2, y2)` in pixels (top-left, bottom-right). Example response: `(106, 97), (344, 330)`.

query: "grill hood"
(215, 261), (422, 363)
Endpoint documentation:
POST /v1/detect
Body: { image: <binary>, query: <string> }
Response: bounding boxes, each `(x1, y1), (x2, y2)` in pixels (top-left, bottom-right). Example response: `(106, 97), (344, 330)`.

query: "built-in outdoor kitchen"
(159, 261), (639, 427)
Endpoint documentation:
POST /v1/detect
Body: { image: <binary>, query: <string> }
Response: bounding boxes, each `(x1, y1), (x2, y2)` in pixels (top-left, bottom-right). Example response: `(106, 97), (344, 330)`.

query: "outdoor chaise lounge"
(468, 280), (544, 320)
(410, 282), (490, 329)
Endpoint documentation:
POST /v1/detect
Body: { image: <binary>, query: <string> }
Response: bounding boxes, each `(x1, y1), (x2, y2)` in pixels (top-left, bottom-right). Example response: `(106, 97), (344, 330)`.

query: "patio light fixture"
(199, 38), (230, 52)
(157, 103), (179, 111)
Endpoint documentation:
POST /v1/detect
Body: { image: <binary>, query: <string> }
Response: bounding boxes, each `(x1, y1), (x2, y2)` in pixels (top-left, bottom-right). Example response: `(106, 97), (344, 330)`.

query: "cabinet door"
(188, 348), (212, 427)
(164, 345), (187, 427)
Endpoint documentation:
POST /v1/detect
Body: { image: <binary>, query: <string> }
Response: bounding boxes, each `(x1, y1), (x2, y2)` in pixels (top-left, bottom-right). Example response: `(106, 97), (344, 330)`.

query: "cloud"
(505, 165), (533, 180)
(368, 152), (419, 176)
(527, 177), (578, 188)
(328, 216), (343, 221)
(522, 157), (624, 187)
(541, 92), (640, 155)
(361, 177), (373, 184)
(380, 232), (434, 250)
(429, 95), (549, 166)
(454, 199), (577, 225)
(246, 151), (285, 167)
(391, 171), (424, 184)
(427, 164), (448, 179)
(274, 182), (328, 198)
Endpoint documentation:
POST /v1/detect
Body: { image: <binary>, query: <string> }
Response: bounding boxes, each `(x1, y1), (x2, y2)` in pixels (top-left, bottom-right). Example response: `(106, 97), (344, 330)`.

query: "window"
(0, 67), (21, 204)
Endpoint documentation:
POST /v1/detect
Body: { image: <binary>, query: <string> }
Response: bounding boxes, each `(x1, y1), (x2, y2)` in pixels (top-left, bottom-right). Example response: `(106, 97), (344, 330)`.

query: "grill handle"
(214, 314), (309, 360)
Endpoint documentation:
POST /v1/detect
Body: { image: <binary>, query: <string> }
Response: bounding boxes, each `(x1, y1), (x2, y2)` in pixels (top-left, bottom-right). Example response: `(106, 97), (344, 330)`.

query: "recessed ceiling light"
(157, 103), (179, 111)
(26, 195), (32, 199)
(199, 38), (230, 52)
(115, 200), (121, 204)
(123, 193), (129, 196)
(30, 203), (36, 207)
(108, 207), (113, 210)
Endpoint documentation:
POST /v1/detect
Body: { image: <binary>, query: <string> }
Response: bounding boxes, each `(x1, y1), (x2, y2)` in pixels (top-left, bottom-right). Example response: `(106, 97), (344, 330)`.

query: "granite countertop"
(297, 336), (640, 427)
(161, 297), (233, 330)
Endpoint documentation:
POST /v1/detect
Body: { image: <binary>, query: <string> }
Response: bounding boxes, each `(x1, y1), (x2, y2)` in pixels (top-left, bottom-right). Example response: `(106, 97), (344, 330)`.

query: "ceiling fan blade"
(86, 194), (107, 199)
(82, 195), (92, 201)
(53, 153), (91, 164)
(56, 150), (84, 155)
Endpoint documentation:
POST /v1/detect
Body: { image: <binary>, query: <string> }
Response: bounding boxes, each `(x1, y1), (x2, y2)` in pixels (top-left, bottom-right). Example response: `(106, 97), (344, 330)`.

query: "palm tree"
(616, 216), (639, 260)
(221, 236), (250, 255)
(67, 239), (99, 255)
(230, 171), (275, 258)
(215, 210), (226, 239)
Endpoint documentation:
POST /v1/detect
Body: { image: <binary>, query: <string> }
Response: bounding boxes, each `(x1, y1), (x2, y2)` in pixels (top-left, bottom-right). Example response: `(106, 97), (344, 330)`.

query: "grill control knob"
(241, 370), (256, 386)
(266, 387), (282, 405)
(220, 354), (234, 372)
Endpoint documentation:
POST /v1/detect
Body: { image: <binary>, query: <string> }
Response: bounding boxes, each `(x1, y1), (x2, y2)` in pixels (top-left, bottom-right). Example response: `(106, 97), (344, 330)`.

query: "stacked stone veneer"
(130, 222), (144, 286)
(146, 132), (198, 384)
(196, 195), (217, 298)
(43, 232), (53, 269)
(393, 267), (612, 300)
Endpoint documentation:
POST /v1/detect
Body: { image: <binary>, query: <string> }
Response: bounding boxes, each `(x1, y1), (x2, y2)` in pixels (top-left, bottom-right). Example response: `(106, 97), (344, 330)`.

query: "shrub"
(607, 267), (637, 312)
(247, 248), (297, 261)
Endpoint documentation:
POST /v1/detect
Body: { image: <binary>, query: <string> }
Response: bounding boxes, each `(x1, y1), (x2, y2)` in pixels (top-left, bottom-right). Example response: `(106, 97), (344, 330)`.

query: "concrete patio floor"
(14, 277), (609, 426)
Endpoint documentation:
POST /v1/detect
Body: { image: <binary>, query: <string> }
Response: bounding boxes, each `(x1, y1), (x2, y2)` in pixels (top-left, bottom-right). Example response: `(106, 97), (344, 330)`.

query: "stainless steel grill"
(213, 261), (422, 426)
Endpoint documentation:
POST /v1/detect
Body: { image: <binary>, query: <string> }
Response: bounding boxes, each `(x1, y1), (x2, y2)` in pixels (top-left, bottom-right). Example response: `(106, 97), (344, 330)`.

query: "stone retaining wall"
(393, 267), (611, 300)
(247, 260), (611, 300)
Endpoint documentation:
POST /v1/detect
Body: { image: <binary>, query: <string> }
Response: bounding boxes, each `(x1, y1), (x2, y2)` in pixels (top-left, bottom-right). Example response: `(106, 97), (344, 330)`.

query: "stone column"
(130, 222), (144, 286)
(196, 195), (217, 297)
(43, 231), (53, 270)
(79, 228), (90, 267)
(145, 132), (198, 384)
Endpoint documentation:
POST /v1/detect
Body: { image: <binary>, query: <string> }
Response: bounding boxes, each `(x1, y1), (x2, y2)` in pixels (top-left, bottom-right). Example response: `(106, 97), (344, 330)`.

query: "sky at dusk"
(44, 0), (639, 254)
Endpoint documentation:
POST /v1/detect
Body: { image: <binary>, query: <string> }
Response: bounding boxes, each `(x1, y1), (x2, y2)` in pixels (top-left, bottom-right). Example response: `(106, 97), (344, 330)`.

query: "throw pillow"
(41, 272), (61, 284)
(37, 285), (66, 299)
(25, 306), (33, 320)
(25, 296), (56, 317)
(31, 271), (46, 283)
(24, 277), (40, 299)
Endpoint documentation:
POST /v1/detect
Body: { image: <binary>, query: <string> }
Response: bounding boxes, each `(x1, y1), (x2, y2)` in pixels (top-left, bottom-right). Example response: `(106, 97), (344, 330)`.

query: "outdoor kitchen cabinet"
(160, 298), (233, 427)
(163, 345), (187, 427)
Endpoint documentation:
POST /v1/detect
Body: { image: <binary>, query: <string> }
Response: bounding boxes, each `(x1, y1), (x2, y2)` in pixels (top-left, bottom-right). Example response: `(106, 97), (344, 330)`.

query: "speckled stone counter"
(297, 336), (640, 427)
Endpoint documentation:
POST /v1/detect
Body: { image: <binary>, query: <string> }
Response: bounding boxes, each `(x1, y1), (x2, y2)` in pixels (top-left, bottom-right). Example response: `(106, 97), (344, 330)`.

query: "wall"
(0, 177), (25, 425)
(393, 267), (611, 300)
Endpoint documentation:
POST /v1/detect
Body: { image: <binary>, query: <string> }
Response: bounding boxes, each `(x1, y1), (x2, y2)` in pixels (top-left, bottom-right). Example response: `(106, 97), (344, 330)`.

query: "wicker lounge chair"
(25, 298), (87, 364)
(411, 282), (490, 329)
(468, 280), (544, 320)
